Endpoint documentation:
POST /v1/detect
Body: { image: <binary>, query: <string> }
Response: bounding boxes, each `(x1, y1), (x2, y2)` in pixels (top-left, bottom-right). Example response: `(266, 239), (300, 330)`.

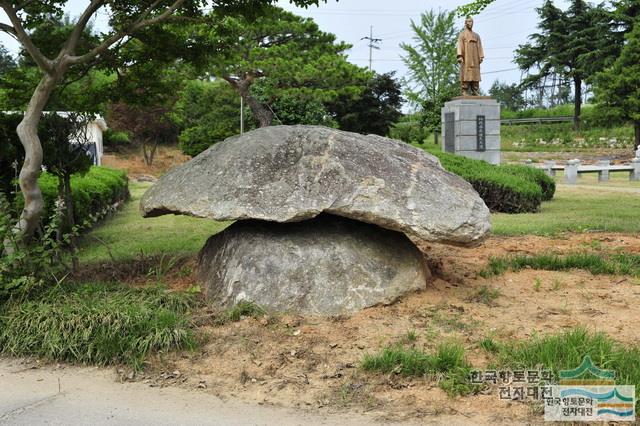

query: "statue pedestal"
(441, 97), (501, 165)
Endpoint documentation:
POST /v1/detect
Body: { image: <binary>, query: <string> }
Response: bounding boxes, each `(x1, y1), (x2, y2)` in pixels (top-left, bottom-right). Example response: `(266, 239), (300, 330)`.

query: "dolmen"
(141, 126), (490, 315)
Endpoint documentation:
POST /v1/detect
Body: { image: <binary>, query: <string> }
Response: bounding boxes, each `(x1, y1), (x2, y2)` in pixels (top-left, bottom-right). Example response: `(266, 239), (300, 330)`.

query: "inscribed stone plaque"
(476, 115), (486, 152)
(444, 112), (455, 153)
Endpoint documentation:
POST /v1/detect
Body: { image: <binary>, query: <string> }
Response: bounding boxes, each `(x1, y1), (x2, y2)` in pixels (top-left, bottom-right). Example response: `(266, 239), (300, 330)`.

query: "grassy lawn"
(78, 177), (640, 260)
(77, 182), (228, 263)
(492, 181), (640, 236)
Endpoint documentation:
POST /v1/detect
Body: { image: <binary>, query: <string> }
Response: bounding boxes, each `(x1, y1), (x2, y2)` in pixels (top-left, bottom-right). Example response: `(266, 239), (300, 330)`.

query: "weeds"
(533, 277), (542, 292)
(479, 252), (640, 278)
(425, 309), (476, 333)
(492, 328), (640, 410)
(146, 253), (179, 282)
(0, 282), (197, 369)
(361, 341), (479, 396)
(470, 286), (501, 305)
(479, 337), (499, 354)
(216, 300), (266, 324)
(405, 330), (418, 343)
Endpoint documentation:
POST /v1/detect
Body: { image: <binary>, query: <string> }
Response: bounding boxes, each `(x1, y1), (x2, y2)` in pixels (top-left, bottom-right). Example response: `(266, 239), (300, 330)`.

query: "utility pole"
(240, 96), (244, 134)
(361, 26), (382, 71)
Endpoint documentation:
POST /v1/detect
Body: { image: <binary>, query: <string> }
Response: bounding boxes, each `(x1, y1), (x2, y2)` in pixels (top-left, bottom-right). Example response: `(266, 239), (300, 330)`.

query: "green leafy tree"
(515, 0), (616, 130)
(400, 9), (458, 131)
(203, 6), (368, 127)
(489, 80), (526, 111)
(0, 43), (15, 74)
(325, 72), (403, 136)
(457, 0), (496, 16)
(172, 79), (245, 157)
(594, 22), (640, 150)
(0, 0), (327, 246)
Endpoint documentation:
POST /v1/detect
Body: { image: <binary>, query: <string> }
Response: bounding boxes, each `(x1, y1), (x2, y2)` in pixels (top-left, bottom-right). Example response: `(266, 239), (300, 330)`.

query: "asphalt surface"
(0, 358), (378, 426)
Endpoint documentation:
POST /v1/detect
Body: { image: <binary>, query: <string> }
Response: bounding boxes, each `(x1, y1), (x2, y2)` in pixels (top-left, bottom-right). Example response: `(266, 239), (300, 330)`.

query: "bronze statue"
(457, 17), (484, 96)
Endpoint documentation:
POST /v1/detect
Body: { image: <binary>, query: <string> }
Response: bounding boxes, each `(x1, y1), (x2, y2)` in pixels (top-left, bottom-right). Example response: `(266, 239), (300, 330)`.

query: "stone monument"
(442, 17), (501, 165)
(141, 126), (491, 315)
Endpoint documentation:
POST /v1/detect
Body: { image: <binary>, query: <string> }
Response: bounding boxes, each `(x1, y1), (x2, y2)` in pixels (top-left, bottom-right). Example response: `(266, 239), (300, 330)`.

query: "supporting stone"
(597, 160), (610, 182)
(198, 215), (429, 315)
(441, 97), (501, 165)
(543, 161), (556, 177)
(565, 159), (580, 184)
(631, 158), (640, 181)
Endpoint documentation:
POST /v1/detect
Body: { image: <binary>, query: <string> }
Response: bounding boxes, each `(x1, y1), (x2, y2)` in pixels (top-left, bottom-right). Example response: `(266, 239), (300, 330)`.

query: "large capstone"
(141, 125), (490, 247)
(198, 215), (429, 315)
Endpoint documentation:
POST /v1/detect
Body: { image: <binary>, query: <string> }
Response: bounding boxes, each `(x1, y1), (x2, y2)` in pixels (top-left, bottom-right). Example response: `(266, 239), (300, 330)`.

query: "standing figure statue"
(457, 17), (484, 96)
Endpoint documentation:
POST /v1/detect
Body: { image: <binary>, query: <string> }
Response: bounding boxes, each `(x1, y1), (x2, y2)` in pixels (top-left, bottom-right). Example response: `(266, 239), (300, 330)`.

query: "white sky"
(1, 0), (572, 92)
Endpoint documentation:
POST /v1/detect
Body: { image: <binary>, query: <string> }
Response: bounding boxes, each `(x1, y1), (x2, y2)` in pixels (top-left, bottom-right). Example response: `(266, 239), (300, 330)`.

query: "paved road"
(0, 358), (380, 426)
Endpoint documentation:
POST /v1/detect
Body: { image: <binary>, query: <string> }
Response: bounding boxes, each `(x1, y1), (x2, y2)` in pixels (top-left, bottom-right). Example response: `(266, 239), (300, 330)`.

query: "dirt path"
(0, 358), (401, 426)
(140, 233), (639, 425)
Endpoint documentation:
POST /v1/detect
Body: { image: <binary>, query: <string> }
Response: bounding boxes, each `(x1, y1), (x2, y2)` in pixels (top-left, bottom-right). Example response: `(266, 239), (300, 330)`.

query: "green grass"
(491, 328), (640, 410)
(361, 342), (478, 396)
(492, 185), (640, 236)
(469, 285), (502, 305)
(479, 252), (640, 278)
(78, 182), (229, 263)
(0, 282), (197, 369)
(218, 300), (266, 324)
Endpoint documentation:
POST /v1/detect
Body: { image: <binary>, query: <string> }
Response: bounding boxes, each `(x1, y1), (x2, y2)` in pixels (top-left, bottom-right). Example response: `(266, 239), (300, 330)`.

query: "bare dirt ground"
(95, 147), (640, 424)
(102, 146), (190, 179)
(503, 147), (635, 164)
(105, 232), (640, 425)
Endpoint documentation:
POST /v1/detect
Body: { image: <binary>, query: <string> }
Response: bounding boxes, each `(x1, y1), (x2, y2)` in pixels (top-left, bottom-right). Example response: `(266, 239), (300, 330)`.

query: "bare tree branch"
(0, 22), (16, 36)
(64, 0), (106, 54)
(0, 2), (54, 73)
(66, 0), (188, 66)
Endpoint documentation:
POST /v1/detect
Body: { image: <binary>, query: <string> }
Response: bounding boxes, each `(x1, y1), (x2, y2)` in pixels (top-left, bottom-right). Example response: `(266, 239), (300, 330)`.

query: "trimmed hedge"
(500, 164), (556, 201)
(16, 167), (129, 227)
(420, 147), (555, 213)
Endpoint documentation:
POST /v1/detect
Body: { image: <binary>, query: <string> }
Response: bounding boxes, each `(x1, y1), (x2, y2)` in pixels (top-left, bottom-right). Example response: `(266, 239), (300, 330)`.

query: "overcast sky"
(1, 0), (572, 93)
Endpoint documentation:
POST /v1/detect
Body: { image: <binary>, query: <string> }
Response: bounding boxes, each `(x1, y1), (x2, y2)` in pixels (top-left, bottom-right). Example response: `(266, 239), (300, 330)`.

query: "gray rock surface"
(141, 125), (490, 246)
(198, 215), (429, 315)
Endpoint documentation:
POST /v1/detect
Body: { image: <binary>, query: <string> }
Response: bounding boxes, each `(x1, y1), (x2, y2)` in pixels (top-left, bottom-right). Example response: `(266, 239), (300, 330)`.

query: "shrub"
(0, 196), (70, 303)
(0, 283), (197, 369)
(103, 129), (131, 148)
(16, 167), (129, 229)
(500, 164), (556, 201)
(423, 148), (546, 213)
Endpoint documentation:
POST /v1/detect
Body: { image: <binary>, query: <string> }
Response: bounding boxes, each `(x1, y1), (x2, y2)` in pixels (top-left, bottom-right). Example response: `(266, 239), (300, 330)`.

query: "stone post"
(543, 161), (556, 177)
(441, 98), (501, 165)
(565, 159), (580, 184)
(597, 160), (610, 182)
(631, 158), (640, 181)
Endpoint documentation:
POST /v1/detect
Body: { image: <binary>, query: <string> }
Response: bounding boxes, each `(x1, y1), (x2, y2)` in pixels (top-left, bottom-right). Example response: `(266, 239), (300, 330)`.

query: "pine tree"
(595, 21), (640, 150)
(515, 0), (615, 130)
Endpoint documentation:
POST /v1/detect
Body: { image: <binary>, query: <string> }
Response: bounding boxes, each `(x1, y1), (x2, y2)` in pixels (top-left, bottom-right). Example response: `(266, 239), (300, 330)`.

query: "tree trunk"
(240, 90), (273, 128)
(224, 76), (273, 128)
(573, 77), (582, 131)
(141, 139), (159, 166)
(634, 121), (640, 152)
(5, 74), (59, 251)
(63, 173), (78, 272)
